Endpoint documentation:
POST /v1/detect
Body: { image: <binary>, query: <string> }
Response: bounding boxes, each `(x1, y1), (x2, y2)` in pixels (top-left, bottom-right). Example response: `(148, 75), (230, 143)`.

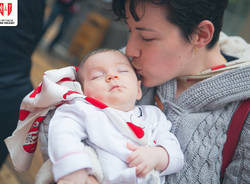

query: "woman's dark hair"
(112, 0), (229, 49)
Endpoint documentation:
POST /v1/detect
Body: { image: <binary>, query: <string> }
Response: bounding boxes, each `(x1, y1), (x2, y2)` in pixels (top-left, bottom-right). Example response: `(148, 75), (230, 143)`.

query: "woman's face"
(125, 1), (194, 87)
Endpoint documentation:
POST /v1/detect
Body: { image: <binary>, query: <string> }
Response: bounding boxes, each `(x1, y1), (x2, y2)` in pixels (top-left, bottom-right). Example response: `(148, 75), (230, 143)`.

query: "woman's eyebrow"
(125, 19), (155, 32)
(135, 27), (155, 32)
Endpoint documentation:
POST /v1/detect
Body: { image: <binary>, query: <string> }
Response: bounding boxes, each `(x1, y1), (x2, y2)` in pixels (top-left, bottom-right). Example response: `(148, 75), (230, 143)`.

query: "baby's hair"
(76, 48), (129, 83)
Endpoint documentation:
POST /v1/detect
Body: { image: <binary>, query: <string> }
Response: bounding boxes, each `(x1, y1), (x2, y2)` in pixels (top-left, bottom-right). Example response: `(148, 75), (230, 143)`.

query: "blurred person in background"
(0, 0), (45, 167)
(41, 0), (80, 52)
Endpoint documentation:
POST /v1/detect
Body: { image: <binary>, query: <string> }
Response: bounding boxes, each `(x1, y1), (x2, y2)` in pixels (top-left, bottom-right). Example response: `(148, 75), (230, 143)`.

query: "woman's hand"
(57, 170), (99, 184)
(57, 169), (88, 184)
(126, 143), (169, 177)
(86, 175), (99, 184)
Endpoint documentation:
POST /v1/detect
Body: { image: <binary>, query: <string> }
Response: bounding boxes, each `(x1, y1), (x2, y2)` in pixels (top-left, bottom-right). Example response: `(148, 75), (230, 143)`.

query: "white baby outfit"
(49, 98), (184, 183)
(4, 66), (183, 184)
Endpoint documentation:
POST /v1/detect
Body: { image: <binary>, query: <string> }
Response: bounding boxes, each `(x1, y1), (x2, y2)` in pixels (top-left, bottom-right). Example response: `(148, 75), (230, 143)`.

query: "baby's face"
(79, 51), (142, 111)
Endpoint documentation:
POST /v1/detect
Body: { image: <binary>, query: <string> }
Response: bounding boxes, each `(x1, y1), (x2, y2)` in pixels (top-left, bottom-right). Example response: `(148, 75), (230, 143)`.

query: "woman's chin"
(142, 78), (159, 87)
(142, 76), (169, 87)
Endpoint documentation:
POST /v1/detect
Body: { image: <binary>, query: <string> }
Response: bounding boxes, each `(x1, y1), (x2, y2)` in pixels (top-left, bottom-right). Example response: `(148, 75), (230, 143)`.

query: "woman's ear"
(192, 20), (214, 48)
(136, 80), (142, 100)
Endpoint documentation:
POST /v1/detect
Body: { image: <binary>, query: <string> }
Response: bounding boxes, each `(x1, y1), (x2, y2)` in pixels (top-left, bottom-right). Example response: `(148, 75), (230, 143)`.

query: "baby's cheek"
(84, 87), (102, 101)
(83, 87), (91, 97)
(83, 82), (97, 96)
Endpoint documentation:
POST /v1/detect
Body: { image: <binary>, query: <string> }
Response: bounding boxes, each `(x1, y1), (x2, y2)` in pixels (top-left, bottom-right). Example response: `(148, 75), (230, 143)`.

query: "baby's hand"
(126, 143), (169, 177)
(57, 169), (88, 184)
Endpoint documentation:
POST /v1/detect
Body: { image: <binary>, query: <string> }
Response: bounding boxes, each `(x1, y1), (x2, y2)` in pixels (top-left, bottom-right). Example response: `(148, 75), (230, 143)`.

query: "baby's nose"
(106, 75), (119, 82)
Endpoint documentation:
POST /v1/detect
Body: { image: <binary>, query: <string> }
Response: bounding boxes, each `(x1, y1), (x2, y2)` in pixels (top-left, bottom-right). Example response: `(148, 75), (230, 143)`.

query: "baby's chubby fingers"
(127, 154), (143, 168)
(137, 166), (152, 178)
(126, 142), (139, 163)
(127, 142), (139, 151)
(135, 163), (147, 177)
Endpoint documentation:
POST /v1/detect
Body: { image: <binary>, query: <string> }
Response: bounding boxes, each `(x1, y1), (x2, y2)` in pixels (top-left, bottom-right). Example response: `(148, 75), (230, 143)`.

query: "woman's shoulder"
(219, 32), (250, 59)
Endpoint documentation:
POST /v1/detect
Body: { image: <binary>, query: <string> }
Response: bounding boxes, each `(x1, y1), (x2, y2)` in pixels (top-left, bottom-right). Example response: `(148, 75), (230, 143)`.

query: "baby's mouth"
(109, 85), (121, 91)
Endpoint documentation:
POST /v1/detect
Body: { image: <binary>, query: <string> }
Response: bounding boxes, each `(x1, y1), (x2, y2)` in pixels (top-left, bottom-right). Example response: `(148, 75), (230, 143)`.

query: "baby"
(48, 49), (184, 184)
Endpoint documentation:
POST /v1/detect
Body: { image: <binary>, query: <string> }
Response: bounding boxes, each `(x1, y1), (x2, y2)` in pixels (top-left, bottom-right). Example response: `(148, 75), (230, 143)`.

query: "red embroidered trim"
(57, 77), (75, 83)
(211, 64), (226, 71)
(85, 97), (108, 109)
(63, 90), (80, 99)
(127, 122), (144, 139)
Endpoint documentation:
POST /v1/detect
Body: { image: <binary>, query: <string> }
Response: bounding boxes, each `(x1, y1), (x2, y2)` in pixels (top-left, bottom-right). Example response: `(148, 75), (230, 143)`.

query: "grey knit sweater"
(138, 61), (250, 184)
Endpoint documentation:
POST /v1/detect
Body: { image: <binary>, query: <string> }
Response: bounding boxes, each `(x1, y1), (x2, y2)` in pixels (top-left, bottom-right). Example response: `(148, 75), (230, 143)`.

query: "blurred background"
(0, 0), (250, 183)
(24, 0), (250, 67)
(39, 0), (250, 63)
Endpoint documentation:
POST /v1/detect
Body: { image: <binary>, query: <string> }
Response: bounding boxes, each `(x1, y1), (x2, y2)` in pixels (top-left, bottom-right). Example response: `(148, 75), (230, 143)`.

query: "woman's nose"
(106, 75), (119, 82)
(126, 35), (141, 59)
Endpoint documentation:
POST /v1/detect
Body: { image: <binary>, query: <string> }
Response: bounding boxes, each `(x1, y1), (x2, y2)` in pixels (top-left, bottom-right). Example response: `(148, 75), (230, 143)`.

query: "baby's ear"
(136, 80), (142, 100)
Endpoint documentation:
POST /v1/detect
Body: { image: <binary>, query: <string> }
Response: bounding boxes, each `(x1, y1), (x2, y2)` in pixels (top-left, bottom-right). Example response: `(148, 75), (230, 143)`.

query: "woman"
(32, 0), (250, 183)
(111, 0), (250, 183)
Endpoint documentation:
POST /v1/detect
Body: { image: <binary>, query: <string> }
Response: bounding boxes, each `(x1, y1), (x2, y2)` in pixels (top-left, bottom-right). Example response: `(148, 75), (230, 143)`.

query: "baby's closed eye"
(119, 70), (128, 73)
(90, 71), (104, 80)
(117, 65), (130, 73)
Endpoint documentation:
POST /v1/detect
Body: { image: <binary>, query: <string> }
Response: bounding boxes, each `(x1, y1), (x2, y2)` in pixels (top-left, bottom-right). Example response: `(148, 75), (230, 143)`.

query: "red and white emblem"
(0, 3), (12, 16)
(0, 0), (17, 26)
(23, 116), (45, 153)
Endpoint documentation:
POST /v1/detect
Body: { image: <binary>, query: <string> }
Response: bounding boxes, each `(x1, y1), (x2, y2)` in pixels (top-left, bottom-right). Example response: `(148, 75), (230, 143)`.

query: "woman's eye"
(142, 37), (154, 42)
(140, 34), (155, 42)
